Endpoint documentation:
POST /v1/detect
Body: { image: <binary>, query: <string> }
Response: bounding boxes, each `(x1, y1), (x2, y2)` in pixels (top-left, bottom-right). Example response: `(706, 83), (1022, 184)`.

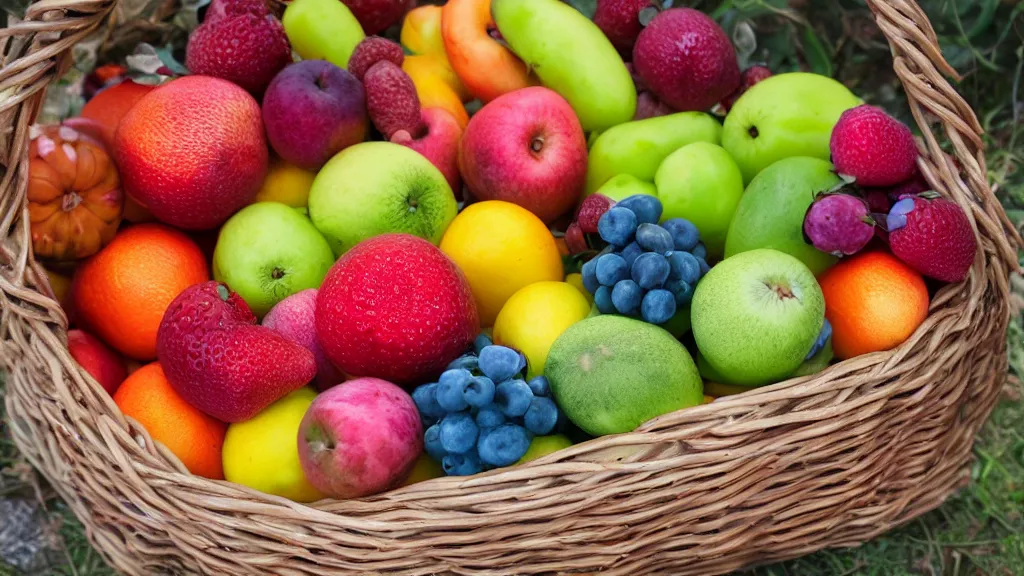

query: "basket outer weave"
(1, 0), (1021, 574)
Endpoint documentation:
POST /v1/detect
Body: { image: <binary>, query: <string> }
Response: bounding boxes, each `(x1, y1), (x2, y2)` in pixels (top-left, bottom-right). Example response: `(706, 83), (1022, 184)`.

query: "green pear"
(308, 142), (457, 256)
(723, 73), (861, 183)
(692, 249), (825, 387)
(595, 174), (657, 202)
(725, 156), (841, 275)
(283, 0), (365, 69)
(492, 0), (635, 132)
(585, 112), (722, 194)
(654, 142), (744, 258)
(213, 202), (335, 317)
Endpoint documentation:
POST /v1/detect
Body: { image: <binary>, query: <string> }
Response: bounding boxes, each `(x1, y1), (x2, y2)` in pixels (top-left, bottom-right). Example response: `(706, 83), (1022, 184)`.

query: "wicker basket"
(2, 0), (1022, 574)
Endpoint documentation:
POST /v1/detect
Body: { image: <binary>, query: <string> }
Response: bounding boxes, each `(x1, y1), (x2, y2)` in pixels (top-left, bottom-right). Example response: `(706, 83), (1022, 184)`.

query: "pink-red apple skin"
(262, 60), (368, 172)
(392, 107), (464, 198)
(68, 329), (128, 395)
(458, 86), (587, 224)
(263, 289), (346, 391)
(297, 377), (422, 498)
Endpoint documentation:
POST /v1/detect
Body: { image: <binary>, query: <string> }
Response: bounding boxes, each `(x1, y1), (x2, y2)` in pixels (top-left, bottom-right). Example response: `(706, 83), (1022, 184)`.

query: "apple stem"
(530, 136), (545, 154)
(271, 267), (285, 280)
(748, 126), (759, 139)
(765, 280), (795, 300)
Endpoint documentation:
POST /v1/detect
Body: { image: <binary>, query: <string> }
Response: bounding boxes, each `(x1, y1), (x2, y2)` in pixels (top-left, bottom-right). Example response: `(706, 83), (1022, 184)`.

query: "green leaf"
(801, 26), (833, 77)
(0, 0), (28, 19)
(565, 0), (596, 20)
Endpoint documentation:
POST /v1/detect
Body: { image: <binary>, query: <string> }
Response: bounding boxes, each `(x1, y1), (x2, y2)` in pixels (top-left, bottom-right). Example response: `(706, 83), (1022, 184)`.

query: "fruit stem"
(61, 192), (82, 212)
(530, 136), (545, 154)
(766, 281), (795, 300)
(271, 267), (285, 280)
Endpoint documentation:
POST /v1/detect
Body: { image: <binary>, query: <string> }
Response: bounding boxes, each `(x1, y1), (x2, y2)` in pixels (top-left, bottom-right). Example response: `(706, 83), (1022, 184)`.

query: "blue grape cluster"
(581, 195), (711, 325)
(411, 334), (562, 476)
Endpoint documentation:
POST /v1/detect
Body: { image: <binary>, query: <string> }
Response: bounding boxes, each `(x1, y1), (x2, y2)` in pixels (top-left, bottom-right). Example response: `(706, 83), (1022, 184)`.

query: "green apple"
(586, 112), (722, 194)
(654, 142), (744, 259)
(283, 0), (365, 69)
(595, 173), (657, 202)
(692, 249), (824, 387)
(723, 73), (861, 183)
(213, 202), (335, 317)
(698, 336), (832, 386)
(492, 0), (635, 132)
(725, 156), (841, 275)
(308, 142), (457, 255)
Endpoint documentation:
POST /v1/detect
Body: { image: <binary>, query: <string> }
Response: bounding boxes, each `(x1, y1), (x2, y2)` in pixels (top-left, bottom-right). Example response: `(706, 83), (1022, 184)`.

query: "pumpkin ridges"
(28, 123), (124, 261)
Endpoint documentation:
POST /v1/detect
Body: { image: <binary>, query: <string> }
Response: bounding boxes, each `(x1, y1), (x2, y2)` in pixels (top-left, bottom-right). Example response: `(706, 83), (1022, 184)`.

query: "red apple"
(458, 86), (587, 224)
(391, 107), (463, 198)
(297, 377), (422, 498)
(263, 60), (368, 171)
(67, 329), (127, 395)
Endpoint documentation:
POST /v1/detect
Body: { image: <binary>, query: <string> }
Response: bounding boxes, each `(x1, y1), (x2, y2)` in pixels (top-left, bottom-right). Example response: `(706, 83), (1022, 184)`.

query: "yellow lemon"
(253, 157), (317, 208)
(400, 453), (445, 486)
(564, 272), (592, 304)
(440, 201), (564, 327)
(517, 434), (573, 464)
(493, 281), (590, 378)
(222, 387), (325, 502)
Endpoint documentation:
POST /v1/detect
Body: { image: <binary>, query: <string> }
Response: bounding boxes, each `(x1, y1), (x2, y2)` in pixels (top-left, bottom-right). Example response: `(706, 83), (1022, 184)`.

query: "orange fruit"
(114, 76), (268, 230)
(71, 223), (208, 360)
(114, 363), (226, 479)
(817, 251), (929, 360)
(80, 80), (156, 145)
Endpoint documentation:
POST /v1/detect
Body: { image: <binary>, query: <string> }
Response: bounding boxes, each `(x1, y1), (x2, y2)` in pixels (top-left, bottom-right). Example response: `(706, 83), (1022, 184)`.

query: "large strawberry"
(886, 193), (976, 283)
(185, 0), (292, 96)
(157, 281), (316, 422)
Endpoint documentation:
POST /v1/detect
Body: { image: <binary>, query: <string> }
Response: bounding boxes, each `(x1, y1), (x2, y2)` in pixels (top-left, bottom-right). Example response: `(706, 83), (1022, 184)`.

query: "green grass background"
(2, 0), (1023, 574)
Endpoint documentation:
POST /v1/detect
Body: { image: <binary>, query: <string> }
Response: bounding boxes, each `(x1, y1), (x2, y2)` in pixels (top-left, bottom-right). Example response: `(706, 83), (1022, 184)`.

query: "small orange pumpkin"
(29, 121), (124, 261)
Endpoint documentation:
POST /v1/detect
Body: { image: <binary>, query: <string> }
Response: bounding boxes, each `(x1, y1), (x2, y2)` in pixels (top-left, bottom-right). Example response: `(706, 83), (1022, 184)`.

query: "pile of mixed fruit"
(32, 0), (977, 501)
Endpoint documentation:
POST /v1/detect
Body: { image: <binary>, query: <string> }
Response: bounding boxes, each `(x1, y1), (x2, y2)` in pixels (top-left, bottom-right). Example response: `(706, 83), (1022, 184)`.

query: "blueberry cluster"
(581, 195), (711, 325)
(412, 335), (562, 476)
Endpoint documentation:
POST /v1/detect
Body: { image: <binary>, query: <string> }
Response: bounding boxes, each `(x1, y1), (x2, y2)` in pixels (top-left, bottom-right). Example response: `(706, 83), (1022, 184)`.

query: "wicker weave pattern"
(1, 1), (1020, 574)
